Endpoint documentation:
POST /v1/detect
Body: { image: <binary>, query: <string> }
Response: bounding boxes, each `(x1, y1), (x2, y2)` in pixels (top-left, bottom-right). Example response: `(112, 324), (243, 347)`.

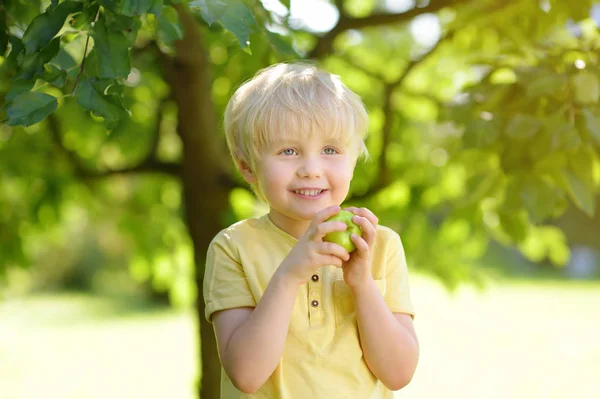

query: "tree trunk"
(167, 4), (232, 398)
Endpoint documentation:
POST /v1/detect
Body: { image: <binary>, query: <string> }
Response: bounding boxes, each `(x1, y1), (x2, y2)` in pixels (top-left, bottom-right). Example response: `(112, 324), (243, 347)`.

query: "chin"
(297, 204), (338, 220)
(291, 209), (319, 221)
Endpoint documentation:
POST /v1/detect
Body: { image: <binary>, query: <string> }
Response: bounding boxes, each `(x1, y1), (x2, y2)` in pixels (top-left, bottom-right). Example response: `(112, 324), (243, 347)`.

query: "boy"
(204, 62), (419, 398)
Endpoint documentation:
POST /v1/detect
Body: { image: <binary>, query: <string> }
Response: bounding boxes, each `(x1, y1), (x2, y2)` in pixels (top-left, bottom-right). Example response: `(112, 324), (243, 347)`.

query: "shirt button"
(311, 274), (319, 282)
(311, 300), (319, 307)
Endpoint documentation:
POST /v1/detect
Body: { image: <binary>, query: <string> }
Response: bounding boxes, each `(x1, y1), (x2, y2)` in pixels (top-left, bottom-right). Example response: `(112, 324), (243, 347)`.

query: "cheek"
(331, 159), (355, 183)
(259, 162), (288, 190)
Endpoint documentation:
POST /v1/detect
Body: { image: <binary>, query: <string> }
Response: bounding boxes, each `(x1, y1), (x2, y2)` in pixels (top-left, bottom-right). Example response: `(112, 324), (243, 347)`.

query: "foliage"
(1, 1), (600, 395)
(1, 0), (600, 287)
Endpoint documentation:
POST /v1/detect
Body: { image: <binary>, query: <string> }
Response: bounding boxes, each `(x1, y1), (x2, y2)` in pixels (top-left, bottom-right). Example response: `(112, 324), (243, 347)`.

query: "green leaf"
(464, 117), (501, 148)
(103, 9), (143, 45)
(506, 114), (541, 140)
(266, 31), (299, 57)
(542, 226), (570, 267)
(18, 36), (62, 79)
(6, 36), (24, 65)
(536, 116), (581, 155)
(150, 0), (164, 15)
(22, 0), (81, 54)
(560, 165), (595, 217)
(4, 80), (36, 103)
(41, 64), (67, 88)
(68, 5), (101, 30)
(84, 48), (101, 77)
(280, 0), (291, 8)
(17, 54), (44, 80)
(190, 0), (227, 26)
(40, 36), (62, 62)
(119, 0), (163, 16)
(91, 18), (131, 79)
(525, 73), (566, 99)
(158, 6), (184, 46)
(52, 47), (78, 78)
(498, 209), (529, 243)
(518, 176), (565, 223)
(6, 92), (58, 127)
(220, 0), (256, 51)
(96, 0), (118, 13)
(572, 71), (600, 105)
(76, 78), (128, 128)
(461, 172), (501, 206)
(581, 109), (600, 146)
(190, 0), (256, 51)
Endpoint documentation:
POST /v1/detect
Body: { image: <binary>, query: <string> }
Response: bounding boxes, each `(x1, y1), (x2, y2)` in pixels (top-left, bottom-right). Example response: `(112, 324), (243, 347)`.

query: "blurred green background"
(1, 0), (600, 398)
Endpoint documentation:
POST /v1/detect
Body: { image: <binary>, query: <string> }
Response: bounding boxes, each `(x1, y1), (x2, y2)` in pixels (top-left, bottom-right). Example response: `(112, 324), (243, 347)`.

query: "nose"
(297, 155), (322, 179)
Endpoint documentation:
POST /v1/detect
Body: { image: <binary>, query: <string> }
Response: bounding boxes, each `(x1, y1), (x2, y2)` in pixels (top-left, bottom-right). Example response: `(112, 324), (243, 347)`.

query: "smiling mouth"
(292, 189), (326, 196)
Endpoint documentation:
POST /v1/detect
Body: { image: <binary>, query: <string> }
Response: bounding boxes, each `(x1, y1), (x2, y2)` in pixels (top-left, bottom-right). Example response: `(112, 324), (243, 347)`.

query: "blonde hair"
(224, 62), (370, 201)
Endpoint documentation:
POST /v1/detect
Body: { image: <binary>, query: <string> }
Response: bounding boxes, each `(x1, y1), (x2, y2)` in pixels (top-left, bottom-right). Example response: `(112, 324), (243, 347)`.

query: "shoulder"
(375, 224), (402, 244)
(206, 217), (268, 269)
(373, 224), (405, 254)
(209, 217), (268, 248)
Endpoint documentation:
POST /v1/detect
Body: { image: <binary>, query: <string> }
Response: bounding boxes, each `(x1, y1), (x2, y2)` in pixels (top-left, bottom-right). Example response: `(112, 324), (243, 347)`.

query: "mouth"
(291, 188), (328, 198)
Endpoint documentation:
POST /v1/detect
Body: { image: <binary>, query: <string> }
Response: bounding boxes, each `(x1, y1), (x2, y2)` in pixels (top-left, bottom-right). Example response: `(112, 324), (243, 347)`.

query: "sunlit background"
(1, 0), (600, 398)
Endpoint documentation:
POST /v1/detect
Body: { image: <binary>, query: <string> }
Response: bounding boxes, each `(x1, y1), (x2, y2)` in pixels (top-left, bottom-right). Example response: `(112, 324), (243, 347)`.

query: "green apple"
(323, 210), (362, 253)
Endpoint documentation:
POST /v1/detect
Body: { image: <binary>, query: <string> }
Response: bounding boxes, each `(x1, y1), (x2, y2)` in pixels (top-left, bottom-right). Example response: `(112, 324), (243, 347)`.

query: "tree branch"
(334, 0), (345, 16)
(380, 84), (394, 178)
(309, 0), (473, 59)
(82, 159), (182, 178)
(46, 112), (181, 180)
(346, 32), (454, 202)
(148, 97), (170, 158)
(338, 53), (443, 107)
(71, 7), (101, 95)
(391, 30), (456, 89)
(337, 53), (385, 81)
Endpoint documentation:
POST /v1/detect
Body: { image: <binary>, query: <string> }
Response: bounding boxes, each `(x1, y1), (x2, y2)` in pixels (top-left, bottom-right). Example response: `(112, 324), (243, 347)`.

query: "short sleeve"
(383, 230), (415, 319)
(203, 232), (256, 322)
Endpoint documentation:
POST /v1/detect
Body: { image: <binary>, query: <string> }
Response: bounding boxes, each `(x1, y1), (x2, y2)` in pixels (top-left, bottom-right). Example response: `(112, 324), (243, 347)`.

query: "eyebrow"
(271, 138), (300, 146)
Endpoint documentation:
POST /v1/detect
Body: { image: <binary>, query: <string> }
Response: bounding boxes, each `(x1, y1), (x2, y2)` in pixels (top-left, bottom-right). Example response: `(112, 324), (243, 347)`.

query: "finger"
(317, 241), (350, 262)
(347, 207), (378, 227)
(311, 205), (341, 227)
(353, 215), (376, 246)
(322, 255), (344, 268)
(311, 220), (347, 241)
(351, 233), (370, 254)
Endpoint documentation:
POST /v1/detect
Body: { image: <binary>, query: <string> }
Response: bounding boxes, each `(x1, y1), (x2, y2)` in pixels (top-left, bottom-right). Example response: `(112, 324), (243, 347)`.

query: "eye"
(281, 148), (297, 156)
(323, 147), (338, 155)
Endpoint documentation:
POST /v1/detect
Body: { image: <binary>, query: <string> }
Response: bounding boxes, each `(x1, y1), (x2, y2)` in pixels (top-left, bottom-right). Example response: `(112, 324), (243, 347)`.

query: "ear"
(236, 159), (258, 184)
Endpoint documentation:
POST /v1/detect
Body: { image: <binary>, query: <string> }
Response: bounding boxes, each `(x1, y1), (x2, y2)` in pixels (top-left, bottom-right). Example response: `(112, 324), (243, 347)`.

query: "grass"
(1, 275), (599, 399)
(404, 275), (600, 399)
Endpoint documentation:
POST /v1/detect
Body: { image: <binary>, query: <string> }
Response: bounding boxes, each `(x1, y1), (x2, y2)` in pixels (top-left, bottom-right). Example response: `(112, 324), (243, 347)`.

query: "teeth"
(295, 189), (323, 196)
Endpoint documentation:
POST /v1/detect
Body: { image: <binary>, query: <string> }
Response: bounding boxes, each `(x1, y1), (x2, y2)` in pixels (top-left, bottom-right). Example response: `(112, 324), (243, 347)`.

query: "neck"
(267, 211), (311, 239)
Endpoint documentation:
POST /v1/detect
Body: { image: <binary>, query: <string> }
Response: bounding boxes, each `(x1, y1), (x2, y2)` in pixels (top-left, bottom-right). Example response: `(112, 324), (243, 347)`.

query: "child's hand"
(278, 205), (350, 286)
(341, 206), (378, 289)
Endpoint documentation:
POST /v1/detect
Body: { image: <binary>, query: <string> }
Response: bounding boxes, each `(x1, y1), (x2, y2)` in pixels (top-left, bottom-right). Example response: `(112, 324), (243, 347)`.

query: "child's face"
(247, 133), (356, 232)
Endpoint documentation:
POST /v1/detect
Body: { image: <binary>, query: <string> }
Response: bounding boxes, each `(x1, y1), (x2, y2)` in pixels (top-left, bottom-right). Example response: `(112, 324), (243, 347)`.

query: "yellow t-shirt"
(204, 214), (414, 399)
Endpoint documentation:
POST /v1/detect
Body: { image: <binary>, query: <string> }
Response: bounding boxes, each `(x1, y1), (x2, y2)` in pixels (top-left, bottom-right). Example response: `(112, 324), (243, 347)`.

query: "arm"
(341, 207), (419, 390)
(352, 279), (419, 391)
(212, 270), (299, 394)
(211, 205), (351, 394)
